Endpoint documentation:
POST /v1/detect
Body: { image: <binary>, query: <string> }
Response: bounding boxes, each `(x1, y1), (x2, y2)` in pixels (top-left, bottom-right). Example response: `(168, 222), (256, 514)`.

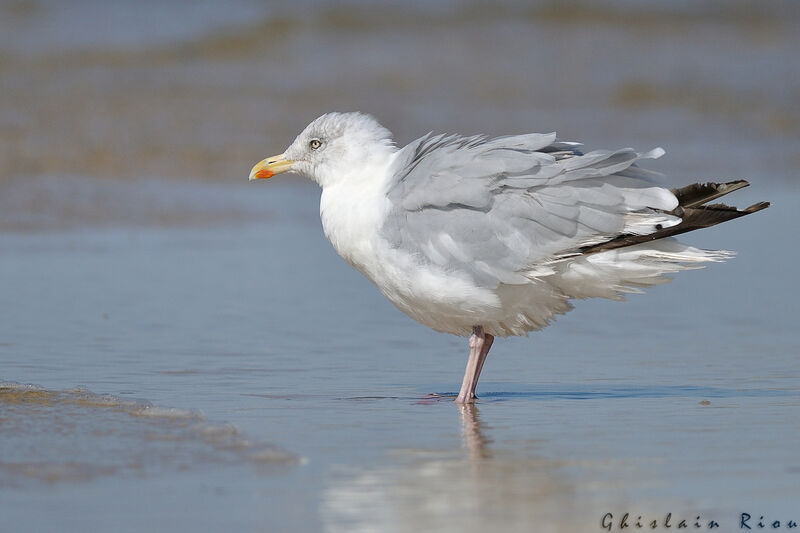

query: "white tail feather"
(550, 238), (733, 300)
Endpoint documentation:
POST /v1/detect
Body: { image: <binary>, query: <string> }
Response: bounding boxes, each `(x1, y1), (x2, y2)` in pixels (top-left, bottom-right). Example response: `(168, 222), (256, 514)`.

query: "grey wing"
(381, 132), (680, 286)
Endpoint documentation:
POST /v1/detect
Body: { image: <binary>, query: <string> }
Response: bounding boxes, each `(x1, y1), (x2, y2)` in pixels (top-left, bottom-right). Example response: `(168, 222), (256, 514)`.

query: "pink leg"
(474, 332), (494, 385)
(455, 326), (494, 403)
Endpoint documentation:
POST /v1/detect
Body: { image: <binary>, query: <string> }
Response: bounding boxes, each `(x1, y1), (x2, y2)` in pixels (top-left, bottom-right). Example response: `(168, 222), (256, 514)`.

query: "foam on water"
(0, 382), (300, 488)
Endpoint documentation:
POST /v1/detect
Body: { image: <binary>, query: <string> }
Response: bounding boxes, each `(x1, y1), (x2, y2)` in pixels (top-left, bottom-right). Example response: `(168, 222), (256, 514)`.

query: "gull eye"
(309, 139), (322, 150)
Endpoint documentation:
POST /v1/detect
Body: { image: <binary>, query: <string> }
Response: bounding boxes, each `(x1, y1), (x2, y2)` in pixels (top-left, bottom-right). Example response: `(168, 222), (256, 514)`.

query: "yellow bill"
(249, 153), (294, 180)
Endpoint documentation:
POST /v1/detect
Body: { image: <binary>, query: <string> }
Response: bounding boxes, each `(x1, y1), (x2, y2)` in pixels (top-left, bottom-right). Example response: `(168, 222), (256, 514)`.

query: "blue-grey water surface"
(2, 178), (798, 532)
(1, 1), (799, 532)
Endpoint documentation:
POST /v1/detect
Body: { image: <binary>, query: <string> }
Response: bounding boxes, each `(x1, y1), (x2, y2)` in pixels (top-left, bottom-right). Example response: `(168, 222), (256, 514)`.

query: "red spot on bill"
(254, 169), (274, 179)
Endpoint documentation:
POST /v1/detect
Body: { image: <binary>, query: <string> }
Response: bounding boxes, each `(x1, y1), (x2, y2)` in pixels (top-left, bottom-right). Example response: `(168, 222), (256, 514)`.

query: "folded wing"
(382, 132), (681, 286)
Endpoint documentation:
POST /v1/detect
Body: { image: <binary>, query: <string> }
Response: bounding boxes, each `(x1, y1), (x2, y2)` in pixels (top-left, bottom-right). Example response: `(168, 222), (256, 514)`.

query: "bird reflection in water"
(321, 400), (606, 533)
(457, 402), (493, 461)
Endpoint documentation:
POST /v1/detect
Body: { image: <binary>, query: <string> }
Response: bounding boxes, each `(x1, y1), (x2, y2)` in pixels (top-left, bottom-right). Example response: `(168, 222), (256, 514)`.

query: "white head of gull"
(250, 112), (769, 403)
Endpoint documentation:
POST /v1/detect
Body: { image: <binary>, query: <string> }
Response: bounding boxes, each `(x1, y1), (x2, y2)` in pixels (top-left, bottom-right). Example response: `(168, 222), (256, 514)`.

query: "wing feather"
(382, 132), (679, 287)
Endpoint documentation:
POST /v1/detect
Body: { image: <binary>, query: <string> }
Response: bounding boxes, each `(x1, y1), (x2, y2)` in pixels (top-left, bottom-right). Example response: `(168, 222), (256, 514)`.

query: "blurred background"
(2, 2), (799, 532)
(1, 0), (797, 230)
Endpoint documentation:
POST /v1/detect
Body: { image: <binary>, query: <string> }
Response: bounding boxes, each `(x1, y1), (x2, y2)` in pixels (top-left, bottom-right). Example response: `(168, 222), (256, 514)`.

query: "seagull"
(249, 112), (769, 403)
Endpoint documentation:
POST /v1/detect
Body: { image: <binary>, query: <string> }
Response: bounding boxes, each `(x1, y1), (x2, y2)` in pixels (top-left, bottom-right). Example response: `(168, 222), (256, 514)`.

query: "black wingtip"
(672, 180), (752, 208)
(744, 201), (770, 213)
(579, 193), (770, 256)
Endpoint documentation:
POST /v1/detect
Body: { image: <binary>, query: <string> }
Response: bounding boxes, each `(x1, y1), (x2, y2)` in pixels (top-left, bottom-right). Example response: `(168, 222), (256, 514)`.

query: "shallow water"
(2, 178), (798, 532)
(2, 1), (799, 532)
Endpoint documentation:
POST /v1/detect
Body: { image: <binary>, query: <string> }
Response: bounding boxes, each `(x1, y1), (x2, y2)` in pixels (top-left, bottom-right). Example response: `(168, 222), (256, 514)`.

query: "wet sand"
(1, 1), (798, 188)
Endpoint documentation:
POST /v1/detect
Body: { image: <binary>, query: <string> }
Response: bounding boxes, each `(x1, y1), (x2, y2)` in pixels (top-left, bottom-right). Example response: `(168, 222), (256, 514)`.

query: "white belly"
(320, 184), (571, 337)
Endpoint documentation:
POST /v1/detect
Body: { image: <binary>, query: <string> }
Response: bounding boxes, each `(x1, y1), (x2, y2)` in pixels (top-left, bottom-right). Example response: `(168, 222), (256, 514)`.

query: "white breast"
(319, 171), (392, 280)
(319, 174), (504, 337)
